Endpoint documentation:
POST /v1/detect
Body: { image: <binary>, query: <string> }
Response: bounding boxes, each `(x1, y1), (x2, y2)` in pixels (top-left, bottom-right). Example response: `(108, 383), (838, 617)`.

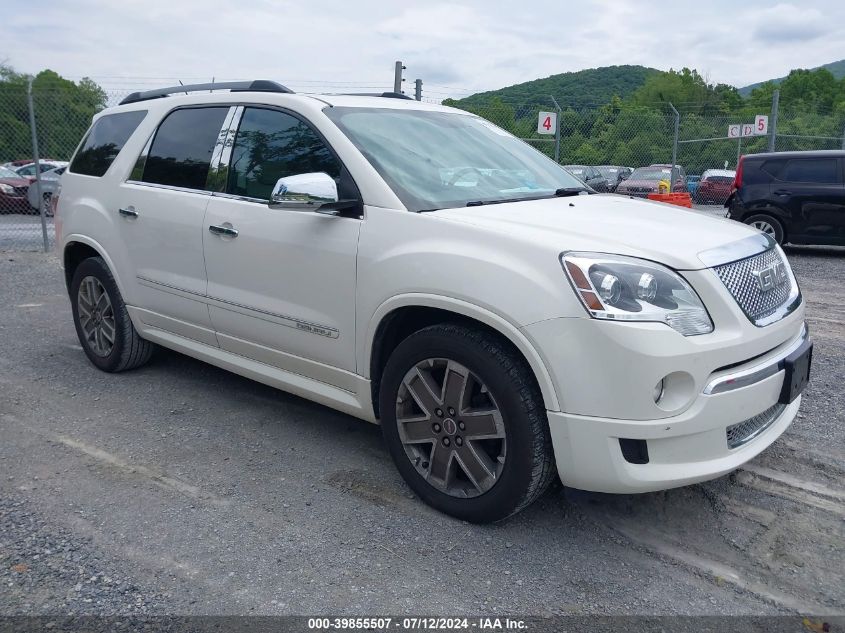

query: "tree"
(0, 64), (107, 162)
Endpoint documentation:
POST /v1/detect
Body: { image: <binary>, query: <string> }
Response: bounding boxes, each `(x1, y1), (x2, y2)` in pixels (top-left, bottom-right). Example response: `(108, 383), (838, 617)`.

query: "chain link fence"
(2, 79), (844, 251)
(451, 94), (845, 204)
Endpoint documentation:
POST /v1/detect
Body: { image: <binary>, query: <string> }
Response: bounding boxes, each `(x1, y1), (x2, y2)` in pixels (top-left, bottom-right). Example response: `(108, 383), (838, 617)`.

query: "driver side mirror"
(269, 172), (339, 214)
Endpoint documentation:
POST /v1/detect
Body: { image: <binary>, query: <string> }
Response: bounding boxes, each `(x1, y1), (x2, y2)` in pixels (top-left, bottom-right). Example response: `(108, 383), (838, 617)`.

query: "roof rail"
(119, 80), (294, 105)
(339, 92), (414, 100)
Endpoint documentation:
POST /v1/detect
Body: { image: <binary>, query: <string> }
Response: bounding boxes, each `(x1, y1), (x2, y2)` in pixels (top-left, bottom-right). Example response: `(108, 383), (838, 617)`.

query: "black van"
(726, 150), (845, 246)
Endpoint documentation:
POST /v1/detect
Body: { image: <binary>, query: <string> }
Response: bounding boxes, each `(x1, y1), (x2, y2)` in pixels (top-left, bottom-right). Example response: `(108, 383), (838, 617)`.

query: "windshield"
(324, 107), (586, 212)
(0, 166), (20, 179)
(596, 167), (618, 178)
(629, 167), (672, 181)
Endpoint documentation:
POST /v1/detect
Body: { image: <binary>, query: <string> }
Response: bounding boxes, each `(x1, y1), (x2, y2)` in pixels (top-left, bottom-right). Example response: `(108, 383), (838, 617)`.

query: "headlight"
(0, 183), (13, 194)
(561, 252), (714, 336)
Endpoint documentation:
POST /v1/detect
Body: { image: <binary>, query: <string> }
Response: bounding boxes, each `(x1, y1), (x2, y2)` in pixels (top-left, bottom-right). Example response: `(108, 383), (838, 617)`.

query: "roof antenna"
(210, 77), (214, 93)
(178, 80), (188, 95)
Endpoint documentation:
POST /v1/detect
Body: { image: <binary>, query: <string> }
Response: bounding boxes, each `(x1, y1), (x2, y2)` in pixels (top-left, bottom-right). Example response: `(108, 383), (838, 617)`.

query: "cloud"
(0, 0), (843, 100)
(752, 3), (830, 42)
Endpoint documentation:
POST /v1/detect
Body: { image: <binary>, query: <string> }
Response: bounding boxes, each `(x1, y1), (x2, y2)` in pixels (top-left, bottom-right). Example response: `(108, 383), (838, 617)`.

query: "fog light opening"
(653, 378), (666, 404)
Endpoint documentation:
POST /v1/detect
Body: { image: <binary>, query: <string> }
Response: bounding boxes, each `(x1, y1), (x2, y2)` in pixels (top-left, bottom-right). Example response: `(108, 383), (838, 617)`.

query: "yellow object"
(657, 179), (670, 194)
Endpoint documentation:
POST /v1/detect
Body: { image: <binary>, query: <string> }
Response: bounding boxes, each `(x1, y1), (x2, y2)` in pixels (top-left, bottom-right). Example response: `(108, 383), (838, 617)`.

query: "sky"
(1, 0), (843, 101)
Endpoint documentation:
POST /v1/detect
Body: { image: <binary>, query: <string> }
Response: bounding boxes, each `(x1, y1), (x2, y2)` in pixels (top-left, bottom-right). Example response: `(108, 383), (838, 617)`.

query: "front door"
(202, 107), (361, 381)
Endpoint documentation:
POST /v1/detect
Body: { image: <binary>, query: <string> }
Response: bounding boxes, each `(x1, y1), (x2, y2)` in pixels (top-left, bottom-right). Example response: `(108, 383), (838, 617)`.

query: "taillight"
(50, 183), (60, 216)
(733, 156), (744, 190)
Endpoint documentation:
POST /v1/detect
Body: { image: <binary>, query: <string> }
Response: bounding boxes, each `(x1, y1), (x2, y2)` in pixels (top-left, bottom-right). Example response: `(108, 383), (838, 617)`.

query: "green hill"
(738, 59), (845, 96)
(449, 65), (659, 108)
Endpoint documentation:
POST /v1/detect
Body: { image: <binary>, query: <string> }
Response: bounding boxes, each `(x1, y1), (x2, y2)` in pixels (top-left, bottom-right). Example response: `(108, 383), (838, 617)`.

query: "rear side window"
(780, 158), (840, 184)
(70, 111), (147, 177)
(142, 107), (229, 191)
(226, 108), (341, 200)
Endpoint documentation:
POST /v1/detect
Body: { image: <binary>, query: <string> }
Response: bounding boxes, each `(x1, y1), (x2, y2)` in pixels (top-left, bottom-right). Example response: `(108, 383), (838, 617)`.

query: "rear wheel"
(379, 323), (555, 522)
(70, 257), (155, 372)
(745, 214), (785, 245)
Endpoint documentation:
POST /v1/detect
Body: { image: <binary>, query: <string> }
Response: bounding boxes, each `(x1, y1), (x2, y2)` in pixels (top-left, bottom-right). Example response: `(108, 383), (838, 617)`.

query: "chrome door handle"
(118, 207), (138, 218)
(209, 224), (239, 237)
(774, 190), (792, 196)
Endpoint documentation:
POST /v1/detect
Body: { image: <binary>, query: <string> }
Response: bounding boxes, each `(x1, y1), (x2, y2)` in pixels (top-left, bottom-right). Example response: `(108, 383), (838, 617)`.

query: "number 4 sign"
(537, 111), (557, 135)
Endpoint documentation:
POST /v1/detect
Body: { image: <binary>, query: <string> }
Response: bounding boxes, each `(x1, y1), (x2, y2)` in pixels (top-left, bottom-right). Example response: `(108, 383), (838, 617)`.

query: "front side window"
(141, 107), (229, 191)
(70, 110), (147, 177)
(226, 108), (340, 200)
(781, 158), (840, 184)
(324, 107), (585, 212)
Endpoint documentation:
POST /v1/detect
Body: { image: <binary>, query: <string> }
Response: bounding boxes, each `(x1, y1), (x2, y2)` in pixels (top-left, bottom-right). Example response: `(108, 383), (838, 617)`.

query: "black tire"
(70, 256), (155, 372)
(744, 213), (785, 245)
(379, 323), (556, 523)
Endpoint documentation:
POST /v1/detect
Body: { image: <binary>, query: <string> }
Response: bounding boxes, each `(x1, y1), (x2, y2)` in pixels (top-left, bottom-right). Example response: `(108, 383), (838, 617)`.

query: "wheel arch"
(364, 294), (560, 419)
(63, 236), (127, 298)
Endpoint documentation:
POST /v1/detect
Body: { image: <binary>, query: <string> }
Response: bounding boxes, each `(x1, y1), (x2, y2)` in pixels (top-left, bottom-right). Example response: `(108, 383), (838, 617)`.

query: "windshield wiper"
(465, 193), (558, 207)
(554, 187), (592, 197)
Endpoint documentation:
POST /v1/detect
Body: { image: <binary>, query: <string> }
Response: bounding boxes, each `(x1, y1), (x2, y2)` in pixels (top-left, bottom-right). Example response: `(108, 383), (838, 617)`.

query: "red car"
(696, 169), (736, 204)
(0, 165), (31, 213)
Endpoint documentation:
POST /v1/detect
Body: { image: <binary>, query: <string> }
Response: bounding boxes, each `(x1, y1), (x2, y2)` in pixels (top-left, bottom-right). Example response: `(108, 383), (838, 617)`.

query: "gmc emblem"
(752, 261), (788, 293)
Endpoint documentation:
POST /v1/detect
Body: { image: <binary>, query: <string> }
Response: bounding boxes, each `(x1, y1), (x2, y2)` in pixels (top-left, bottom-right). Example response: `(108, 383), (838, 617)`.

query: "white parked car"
(56, 81), (812, 522)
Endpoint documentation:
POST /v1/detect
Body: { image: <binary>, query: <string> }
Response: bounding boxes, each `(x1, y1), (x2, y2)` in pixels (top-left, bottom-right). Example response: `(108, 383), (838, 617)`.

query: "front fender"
(361, 293), (561, 412)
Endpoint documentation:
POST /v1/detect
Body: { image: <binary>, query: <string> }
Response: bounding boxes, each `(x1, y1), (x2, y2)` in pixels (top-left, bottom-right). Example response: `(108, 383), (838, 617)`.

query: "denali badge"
(752, 261), (788, 293)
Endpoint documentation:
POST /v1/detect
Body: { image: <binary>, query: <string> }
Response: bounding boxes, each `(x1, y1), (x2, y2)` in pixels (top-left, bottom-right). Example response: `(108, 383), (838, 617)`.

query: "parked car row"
(564, 163), (740, 205)
(0, 160), (68, 214)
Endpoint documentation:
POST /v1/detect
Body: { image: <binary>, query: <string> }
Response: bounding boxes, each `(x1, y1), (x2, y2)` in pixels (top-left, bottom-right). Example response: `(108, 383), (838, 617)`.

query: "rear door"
(772, 156), (845, 242)
(116, 106), (234, 346)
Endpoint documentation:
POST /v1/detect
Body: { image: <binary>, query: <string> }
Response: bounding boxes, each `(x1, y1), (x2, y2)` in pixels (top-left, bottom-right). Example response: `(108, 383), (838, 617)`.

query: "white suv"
(56, 81), (812, 522)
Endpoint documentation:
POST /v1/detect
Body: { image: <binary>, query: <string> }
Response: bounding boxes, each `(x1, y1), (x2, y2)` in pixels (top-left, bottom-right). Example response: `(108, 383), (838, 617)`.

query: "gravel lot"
(0, 227), (843, 616)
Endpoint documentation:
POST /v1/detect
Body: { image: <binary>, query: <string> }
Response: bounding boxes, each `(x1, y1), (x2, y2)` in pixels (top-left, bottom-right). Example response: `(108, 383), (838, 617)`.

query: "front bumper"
(523, 309), (808, 493)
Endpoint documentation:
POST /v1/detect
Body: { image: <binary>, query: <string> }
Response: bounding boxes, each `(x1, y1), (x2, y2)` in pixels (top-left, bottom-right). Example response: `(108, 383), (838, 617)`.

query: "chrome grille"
(713, 248), (794, 325)
(726, 403), (786, 449)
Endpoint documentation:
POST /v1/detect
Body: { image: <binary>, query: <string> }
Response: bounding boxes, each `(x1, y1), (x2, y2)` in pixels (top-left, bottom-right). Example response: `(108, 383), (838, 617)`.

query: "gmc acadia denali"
(56, 81), (812, 522)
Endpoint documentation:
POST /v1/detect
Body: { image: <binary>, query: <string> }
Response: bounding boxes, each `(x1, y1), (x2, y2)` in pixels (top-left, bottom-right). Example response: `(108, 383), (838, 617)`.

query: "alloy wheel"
(77, 276), (116, 357)
(395, 358), (506, 498)
(750, 219), (776, 237)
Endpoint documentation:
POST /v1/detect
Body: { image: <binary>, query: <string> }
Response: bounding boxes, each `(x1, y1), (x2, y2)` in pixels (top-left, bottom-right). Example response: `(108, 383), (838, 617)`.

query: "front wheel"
(745, 214), (785, 245)
(379, 324), (556, 522)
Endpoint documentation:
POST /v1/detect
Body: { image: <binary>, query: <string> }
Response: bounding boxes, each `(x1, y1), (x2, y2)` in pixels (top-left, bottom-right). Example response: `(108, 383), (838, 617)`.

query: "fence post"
(668, 103), (679, 184)
(27, 77), (49, 253)
(414, 79), (422, 101)
(841, 123), (845, 151)
(768, 89), (779, 152)
(549, 95), (562, 163)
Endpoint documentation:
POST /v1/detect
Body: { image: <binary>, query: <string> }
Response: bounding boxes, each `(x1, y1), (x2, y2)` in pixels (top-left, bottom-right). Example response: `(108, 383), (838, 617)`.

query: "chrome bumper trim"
(703, 323), (808, 395)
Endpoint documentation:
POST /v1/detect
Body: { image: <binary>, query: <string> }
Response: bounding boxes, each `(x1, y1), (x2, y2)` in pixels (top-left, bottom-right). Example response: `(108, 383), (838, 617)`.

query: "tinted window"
(781, 158), (840, 184)
(142, 107), (229, 191)
(70, 111), (146, 177)
(226, 108), (340, 200)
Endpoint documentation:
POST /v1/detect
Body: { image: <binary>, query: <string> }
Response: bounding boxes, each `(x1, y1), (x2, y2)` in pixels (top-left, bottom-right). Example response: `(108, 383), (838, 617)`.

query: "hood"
(432, 193), (758, 270)
(0, 176), (30, 188)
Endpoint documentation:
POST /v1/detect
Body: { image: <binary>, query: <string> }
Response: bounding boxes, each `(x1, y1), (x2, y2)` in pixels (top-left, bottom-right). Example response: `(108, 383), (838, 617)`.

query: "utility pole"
(414, 79), (422, 101)
(393, 61), (406, 95)
(768, 89), (779, 152)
